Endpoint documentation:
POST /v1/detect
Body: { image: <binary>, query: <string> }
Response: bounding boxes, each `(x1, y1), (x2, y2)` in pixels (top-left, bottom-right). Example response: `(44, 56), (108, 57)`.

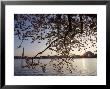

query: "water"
(14, 58), (97, 76)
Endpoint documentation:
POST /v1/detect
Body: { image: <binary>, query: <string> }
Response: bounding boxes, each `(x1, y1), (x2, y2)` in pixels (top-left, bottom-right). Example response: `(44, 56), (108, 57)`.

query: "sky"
(14, 14), (97, 57)
(14, 34), (97, 57)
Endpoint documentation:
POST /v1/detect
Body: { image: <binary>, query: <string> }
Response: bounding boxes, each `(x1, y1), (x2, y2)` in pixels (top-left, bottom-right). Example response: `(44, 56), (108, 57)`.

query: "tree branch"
(80, 14), (83, 34)
(63, 14), (72, 45)
(34, 38), (58, 58)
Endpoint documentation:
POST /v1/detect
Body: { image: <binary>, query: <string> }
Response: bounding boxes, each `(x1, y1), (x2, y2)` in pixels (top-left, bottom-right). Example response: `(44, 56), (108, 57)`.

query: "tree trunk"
(80, 14), (83, 34)
(68, 14), (72, 32)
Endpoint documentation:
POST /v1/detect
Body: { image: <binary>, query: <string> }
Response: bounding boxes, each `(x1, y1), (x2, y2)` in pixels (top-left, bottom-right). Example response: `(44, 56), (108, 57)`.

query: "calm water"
(14, 58), (97, 76)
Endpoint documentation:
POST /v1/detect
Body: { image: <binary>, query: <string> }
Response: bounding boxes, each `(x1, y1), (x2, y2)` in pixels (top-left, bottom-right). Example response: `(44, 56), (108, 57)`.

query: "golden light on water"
(82, 58), (86, 69)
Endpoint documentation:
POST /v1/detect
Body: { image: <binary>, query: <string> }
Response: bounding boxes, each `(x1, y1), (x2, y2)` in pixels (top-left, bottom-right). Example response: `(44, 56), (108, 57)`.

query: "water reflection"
(14, 58), (97, 76)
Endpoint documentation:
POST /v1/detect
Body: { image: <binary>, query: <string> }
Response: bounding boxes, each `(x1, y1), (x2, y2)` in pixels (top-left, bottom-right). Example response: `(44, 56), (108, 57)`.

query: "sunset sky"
(14, 34), (96, 57)
(14, 14), (97, 57)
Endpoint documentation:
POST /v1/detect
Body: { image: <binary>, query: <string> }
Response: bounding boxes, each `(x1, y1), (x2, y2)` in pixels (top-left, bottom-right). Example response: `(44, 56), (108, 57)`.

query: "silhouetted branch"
(34, 38), (58, 58)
